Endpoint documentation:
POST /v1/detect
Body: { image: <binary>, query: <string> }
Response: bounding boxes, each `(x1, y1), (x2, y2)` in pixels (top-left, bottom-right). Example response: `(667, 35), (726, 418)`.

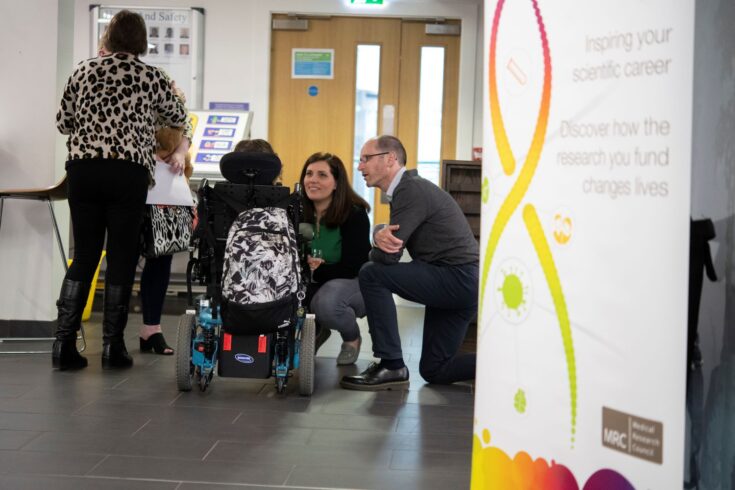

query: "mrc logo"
(602, 406), (664, 464)
(603, 427), (628, 450)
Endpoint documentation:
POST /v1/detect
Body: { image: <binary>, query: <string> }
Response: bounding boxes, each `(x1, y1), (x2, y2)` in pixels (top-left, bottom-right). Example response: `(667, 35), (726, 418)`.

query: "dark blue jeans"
(358, 260), (478, 384)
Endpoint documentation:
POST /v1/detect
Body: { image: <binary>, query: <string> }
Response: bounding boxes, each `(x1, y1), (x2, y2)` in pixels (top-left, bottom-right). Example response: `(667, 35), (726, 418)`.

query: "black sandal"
(139, 333), (174, 355)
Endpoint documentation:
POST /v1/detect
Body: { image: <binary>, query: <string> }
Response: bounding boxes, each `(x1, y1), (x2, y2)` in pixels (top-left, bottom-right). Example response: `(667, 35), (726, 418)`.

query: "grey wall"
(688, 0), (735, 488)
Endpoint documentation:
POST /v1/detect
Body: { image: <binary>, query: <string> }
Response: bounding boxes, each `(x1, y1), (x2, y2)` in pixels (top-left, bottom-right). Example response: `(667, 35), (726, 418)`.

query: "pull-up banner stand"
(472, 0), (694, 488)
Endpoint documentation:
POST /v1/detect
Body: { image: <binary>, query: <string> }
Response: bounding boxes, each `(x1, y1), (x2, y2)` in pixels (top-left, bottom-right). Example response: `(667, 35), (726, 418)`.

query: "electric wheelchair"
(175, 151), (316, 395)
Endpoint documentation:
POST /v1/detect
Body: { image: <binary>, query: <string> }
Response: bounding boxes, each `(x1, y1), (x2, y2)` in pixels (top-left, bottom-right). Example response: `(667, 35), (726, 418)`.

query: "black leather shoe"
(102, 341), (133, 369)
(340, 362), (409, 391)
(52, 279), (90, 371)
(101, 284), (133, 369)
(140, 333), (174, 355)
(52, 339), (88, 370)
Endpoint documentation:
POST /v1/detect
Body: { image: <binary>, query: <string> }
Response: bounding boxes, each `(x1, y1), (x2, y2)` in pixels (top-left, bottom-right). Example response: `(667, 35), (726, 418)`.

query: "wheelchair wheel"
(298, 313), (316, 396)
(199, 370), (212, 392)
(176, 312), (195, 392)
(276, 376), (287, 394)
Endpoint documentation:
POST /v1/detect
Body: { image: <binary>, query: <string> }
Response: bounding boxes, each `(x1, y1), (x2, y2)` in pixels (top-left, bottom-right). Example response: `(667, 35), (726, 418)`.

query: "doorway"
(269, 14), (460, 225)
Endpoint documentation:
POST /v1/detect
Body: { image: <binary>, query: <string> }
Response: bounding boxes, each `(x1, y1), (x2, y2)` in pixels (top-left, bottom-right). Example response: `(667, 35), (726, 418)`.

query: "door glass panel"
(352, 44), (381, 225)
(416, 46), (445, 185)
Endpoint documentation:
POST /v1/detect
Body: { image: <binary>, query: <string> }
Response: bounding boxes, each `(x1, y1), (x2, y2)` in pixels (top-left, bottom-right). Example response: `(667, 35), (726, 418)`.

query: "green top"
(310, 221), (342, 264)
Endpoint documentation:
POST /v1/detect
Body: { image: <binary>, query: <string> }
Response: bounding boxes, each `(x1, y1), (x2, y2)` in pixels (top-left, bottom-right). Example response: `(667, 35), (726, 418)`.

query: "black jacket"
(313, 205), (371, 283)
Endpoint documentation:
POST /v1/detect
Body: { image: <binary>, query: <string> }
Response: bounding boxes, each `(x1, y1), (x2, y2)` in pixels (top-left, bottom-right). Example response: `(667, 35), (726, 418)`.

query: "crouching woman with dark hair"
(299, 152), (371, 365)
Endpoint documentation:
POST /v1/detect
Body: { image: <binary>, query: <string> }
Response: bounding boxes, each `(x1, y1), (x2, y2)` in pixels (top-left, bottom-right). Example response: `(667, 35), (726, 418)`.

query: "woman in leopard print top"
(52, 9), (188, 372)
(56, 41), (187, 181)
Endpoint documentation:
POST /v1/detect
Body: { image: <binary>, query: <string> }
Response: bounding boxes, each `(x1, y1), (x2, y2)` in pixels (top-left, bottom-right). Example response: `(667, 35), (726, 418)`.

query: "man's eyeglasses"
(359, 152), (389, 164)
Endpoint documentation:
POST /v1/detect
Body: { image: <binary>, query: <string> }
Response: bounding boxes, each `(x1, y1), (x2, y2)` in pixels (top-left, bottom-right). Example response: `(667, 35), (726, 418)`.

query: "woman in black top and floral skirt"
(53, 10), (187, 371)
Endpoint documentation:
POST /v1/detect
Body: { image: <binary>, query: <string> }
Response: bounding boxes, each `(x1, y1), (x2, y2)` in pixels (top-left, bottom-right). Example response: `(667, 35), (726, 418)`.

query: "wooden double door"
(269, 15), (460, 224)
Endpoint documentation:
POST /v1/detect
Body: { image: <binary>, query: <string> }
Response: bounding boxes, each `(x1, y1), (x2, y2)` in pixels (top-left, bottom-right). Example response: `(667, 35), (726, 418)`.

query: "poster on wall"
(472, 1), (694, 489)
(187, 110), (252, 176)
(292, 49), (334, 79)
(90, 6), (205, 109)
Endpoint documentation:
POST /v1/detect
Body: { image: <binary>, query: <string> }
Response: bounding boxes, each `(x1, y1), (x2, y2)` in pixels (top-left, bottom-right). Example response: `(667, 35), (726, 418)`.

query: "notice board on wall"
(90, 5), (205, 109)
(187, 110), (252, 177)
(471, 1), (694, 488)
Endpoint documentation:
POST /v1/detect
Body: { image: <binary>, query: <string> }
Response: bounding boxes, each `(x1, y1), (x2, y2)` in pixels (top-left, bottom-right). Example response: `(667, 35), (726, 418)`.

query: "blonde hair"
(155, 127), (193, 179)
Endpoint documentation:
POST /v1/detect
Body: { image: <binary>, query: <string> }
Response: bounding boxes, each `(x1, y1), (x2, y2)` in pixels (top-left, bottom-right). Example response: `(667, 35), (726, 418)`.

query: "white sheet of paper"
(146, 161), (195, 206)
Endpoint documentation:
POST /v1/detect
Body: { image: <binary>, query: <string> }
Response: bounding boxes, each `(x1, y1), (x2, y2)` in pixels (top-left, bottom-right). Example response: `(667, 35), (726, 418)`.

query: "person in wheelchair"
(233, 138), (279, 169)
(208, 140), (294, 332)
(191, 137), (281, 292)
(300, 152), (371, 365)
(180, 141), (317, 394)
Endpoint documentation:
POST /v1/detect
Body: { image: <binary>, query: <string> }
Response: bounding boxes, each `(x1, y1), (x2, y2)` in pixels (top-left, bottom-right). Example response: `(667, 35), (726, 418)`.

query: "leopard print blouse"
(56, 52), (188, 180)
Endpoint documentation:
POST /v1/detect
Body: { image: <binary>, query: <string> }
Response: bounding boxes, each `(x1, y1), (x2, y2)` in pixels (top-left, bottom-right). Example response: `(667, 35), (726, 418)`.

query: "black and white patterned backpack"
(220, 206), (300, 334)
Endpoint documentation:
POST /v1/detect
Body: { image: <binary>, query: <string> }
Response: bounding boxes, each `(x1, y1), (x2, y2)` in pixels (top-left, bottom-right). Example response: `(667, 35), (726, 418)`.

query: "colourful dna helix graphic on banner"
(479, 0), (577, 445)
(474, 2), (635, 487)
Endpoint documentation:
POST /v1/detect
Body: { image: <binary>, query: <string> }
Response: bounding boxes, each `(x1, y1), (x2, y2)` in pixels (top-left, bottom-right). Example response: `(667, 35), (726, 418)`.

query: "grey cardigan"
(370, 169), (478, 266)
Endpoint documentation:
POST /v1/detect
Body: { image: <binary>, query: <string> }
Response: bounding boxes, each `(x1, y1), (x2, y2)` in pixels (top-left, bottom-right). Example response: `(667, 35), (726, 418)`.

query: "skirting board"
(0, 320), (55, 338)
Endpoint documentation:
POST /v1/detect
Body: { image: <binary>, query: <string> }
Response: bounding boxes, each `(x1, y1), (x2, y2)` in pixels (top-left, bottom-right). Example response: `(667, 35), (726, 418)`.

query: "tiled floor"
(0, 299), (474, 489)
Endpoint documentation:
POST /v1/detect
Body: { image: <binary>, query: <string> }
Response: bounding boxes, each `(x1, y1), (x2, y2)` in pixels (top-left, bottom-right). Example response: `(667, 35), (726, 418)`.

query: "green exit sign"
(351, 0), (384, 4)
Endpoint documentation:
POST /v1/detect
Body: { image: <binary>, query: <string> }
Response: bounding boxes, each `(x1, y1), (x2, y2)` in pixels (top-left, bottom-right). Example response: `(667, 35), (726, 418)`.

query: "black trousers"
(65, 159), (148, 287)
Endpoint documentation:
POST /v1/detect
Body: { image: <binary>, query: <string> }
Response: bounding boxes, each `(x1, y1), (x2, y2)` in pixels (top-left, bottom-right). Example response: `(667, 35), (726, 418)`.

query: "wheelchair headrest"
(219, 152), (282, 185)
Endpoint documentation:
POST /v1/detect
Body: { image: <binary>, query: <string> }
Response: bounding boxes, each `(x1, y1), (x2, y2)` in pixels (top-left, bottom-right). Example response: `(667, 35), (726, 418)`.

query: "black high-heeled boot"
(101, 283), (134, 369)
(52, 279), (91, 370)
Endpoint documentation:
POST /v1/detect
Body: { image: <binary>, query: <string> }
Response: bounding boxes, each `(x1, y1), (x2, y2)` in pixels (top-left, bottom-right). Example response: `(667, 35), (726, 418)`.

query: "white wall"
(0, 0), (70, 321)
(70, 0), (481, 157)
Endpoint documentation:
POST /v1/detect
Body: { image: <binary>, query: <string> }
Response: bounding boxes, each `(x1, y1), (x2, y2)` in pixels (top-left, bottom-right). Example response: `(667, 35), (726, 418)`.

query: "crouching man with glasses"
(340, 135), (478, 391)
